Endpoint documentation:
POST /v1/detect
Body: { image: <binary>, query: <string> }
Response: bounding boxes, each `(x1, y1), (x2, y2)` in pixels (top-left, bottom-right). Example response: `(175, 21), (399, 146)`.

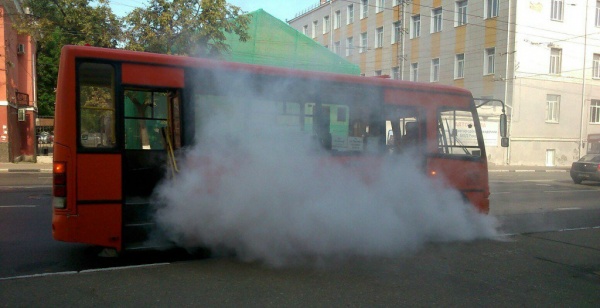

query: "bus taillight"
(53, 162), (67, 209)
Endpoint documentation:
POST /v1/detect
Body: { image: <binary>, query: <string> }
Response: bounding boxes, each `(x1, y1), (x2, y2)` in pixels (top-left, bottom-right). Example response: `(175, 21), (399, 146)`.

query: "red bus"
(52, 45), (507, 252)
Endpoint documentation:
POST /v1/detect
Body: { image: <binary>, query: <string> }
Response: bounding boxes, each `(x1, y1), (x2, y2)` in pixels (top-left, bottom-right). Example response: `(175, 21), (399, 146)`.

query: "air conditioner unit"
(17, 44), (25, 55)
(18, 109), (26, 121)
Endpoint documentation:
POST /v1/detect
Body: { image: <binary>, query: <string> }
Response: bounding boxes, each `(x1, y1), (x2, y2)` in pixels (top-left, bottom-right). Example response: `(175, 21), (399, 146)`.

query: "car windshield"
(579, 154), (600, 162)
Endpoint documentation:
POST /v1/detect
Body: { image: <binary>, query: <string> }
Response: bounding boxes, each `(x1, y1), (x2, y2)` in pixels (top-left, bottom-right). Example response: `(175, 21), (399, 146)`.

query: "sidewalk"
(0, 156), (570, 173)
(0, 156), (53, 173)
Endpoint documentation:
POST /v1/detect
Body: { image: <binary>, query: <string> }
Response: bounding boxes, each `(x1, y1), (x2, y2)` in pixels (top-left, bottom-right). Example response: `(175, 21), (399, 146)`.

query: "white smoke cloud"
(150, 70), (499, 267)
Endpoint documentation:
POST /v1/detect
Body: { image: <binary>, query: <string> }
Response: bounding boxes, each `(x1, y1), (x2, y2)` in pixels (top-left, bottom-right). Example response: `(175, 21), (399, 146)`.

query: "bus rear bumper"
(52, 203), (123, 251)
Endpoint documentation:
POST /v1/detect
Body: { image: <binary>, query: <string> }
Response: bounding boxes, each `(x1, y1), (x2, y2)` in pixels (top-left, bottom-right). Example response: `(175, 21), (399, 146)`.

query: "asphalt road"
(0, 171), (599, 306)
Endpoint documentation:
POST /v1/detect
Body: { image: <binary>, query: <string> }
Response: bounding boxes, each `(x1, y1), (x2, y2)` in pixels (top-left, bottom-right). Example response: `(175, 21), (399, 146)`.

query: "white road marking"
(544, 189), (598, 193)
(0, 205), (38, 208)
(0, 263), (170, 281)
(555, 207), (581, 211)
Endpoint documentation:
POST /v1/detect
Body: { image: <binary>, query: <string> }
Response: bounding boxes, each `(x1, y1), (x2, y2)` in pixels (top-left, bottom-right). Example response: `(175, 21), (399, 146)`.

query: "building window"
(302, 25), (308, 35)
(484, 47), (495, 75)
(551, 0), (563, 21)
(549, 48), (562, 75)
(323, 15), (330, 34)
(334, 10), (341, 29)
(346, 37), (354, 56)
(360, 32), (368, 53)
(334, 41), (341, 55)
(432, 7), (442, 33)
(590, 100), (600, 123)
(410, 62), (418, 81)
(312, 20), (318, 38)
(486, 0), (499, 19)
(456, 0), (468, 26)
(375, 27), (384, 48)
(392, 66), (400, 79)
(546, 94), (560, 123)
(455, 53), (465, 79)
(375, 70), (382, 76)
(376, 0), (385, 13)
(431, 58), (440, 82)
(347, 4), (354, 24)
(393, 0), (400, 6)
(411, 15), (421, 38)
(596, 1), (600, 27)
(593, 54), (600, 78)
(361, 0), (369, 19)
(392, 21), (402, 43)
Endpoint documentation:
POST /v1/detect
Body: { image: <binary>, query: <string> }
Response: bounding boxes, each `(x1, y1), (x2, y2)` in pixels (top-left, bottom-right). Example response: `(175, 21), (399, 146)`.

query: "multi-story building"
(289, 0), (600, 166)
(0, 0), (36, 162)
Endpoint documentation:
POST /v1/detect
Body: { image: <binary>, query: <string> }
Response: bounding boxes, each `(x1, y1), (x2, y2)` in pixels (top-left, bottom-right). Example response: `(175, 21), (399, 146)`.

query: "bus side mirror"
(500, 114), (509, 147)
(499, 114), (507, 138)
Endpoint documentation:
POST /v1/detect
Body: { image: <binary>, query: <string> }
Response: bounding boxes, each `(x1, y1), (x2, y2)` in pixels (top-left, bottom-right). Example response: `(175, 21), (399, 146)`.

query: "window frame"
(551, 0), (564, 21)
(376, 0), (385, 13)
(347, 4), (355, 24)
(360, 32), (368, 53)
(596, 1), (600, 27)
(334, 10), (341, 29)
(549, 48), (562, 75)
(431, 58), (440, 82)
(485, 0), (499, 19)
(361, 0), (369, 19)
(375, 27), (384, 48)
(590, 100), (600, 124)
(392, 21), (402, 43)
(546, 94), (560, 123)
(455, 53), (465, 79)
(411, 15), (421, 38)
(410, 62), (419, 81)
(431, 7), (443, 33)
(346, 37), (354, 56)
(593, 54), (600, 78)
(456, 0), (468, 26)
(323, 15), (330, 34)
(484, 47), (495, 75)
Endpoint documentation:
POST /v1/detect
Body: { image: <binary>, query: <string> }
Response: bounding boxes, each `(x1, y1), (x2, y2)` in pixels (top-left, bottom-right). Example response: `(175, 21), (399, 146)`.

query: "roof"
(222, 9), (360, 75)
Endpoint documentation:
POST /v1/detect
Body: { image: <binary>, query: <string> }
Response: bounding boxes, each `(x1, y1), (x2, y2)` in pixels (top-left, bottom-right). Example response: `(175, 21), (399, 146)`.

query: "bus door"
(430, 105), (489, 213)
(76, 62), (122, 249)
(121, 64), (184, 250)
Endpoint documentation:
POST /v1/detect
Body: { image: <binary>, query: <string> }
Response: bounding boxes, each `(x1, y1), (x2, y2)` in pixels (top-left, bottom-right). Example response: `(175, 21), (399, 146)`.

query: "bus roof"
(61, 45), (473, 98)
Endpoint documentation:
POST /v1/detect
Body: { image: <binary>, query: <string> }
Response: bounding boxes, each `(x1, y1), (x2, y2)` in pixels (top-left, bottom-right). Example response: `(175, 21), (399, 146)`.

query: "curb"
(0, 169), (52, 173)
(489, 169), (569, 173)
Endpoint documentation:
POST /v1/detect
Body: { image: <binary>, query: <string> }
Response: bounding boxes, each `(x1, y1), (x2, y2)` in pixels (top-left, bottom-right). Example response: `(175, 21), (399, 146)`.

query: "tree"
(123, 0), (251, 57)
(14, 0), (122, 116)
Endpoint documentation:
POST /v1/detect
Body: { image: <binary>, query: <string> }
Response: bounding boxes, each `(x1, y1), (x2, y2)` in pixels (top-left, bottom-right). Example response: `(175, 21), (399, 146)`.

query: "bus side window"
(78, 62), (116, 149)
(124, 90), (170, 150)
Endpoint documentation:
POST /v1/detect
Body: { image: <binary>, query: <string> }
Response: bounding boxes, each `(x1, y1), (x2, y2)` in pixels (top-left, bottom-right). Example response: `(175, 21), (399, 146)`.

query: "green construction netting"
(223, 9), (360, 75)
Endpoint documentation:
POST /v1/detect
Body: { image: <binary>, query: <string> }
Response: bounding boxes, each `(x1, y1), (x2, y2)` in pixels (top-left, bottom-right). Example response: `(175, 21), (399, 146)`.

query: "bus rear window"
(78, 62), (116, 149)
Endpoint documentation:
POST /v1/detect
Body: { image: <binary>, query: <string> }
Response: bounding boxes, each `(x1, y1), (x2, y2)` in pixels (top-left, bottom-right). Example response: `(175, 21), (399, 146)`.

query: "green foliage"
(15, 0), (122, 116)
(123, 0), (251, 56)
(13, 0), (251, 116)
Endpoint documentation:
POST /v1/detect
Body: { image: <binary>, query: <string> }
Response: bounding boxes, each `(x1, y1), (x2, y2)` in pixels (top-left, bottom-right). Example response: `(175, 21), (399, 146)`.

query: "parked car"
(570, 154), (600, 184)
(38, 132), (53, 144)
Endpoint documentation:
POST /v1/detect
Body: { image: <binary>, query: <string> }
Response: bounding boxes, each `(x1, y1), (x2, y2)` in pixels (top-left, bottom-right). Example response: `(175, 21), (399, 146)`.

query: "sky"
(110, 0), (316, 22)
